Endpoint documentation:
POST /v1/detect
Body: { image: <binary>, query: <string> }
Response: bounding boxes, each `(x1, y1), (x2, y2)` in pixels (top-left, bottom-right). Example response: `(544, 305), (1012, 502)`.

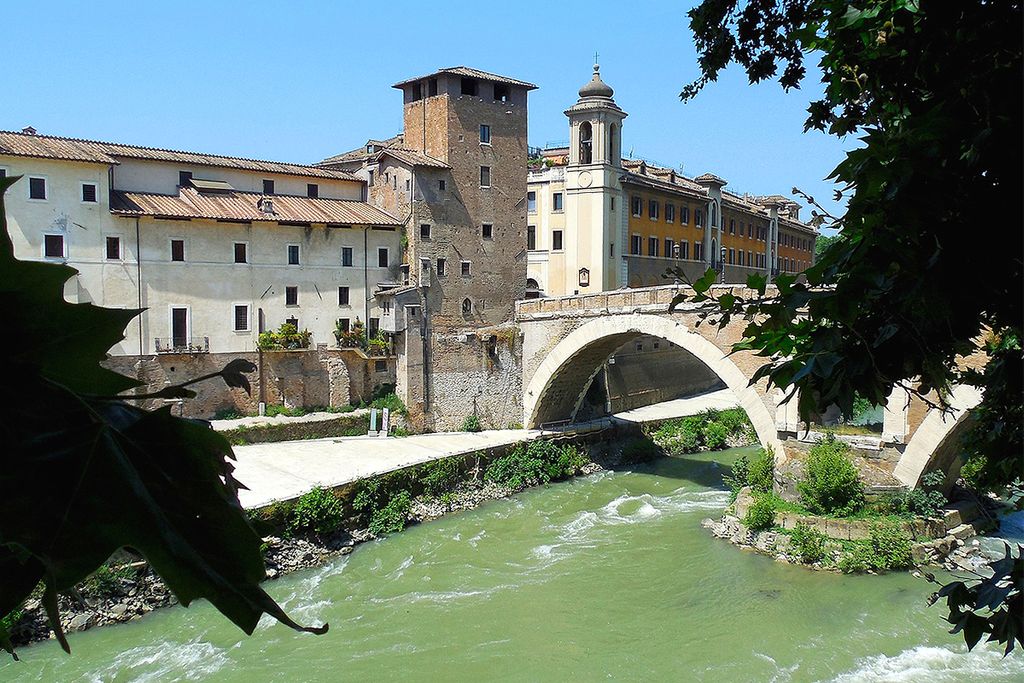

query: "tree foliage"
(679, 0), (1021, 652)
(0, 176), (326, 657)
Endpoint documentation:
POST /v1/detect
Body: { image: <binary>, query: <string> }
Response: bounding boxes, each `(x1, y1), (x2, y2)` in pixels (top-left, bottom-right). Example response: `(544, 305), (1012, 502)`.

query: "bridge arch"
(892, 384), (982, 488)
(523, 313), (784, 456)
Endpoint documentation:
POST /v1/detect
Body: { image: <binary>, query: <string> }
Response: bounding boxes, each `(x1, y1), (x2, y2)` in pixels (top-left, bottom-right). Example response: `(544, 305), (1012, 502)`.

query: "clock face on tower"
(578, 171), (592, 188)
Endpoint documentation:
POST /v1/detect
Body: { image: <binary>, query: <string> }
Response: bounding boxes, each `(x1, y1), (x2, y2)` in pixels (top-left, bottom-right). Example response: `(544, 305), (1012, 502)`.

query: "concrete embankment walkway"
(231, 389), (739, 509)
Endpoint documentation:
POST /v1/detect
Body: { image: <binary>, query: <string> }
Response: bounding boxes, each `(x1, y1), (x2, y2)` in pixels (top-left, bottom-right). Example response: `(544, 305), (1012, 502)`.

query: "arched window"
(711, 238), (717, 265)
(579, 121), (593, 164)
(710, 201), (718, 228)
(525, 278), (540, 299)
(462, 298), (472, 315)
(607, 123), (617, 163)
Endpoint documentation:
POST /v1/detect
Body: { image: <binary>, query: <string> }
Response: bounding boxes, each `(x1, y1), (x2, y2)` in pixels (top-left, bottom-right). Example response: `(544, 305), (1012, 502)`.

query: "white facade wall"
(2, 154), (398, 356)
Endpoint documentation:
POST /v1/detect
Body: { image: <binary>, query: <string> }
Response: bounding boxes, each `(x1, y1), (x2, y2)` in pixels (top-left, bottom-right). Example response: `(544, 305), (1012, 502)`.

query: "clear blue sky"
(2, 0), (851, 220)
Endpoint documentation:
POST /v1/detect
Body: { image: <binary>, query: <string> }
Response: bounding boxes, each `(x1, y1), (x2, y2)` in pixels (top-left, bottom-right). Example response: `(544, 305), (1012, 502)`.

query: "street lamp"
(719, 245), (727, 283)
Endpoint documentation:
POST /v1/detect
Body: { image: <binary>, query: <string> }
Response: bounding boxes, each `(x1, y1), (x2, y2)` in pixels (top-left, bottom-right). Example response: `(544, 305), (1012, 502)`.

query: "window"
(552, 230), (563, 251)
(695, 208), (703, 226)
(263, 179), (275, 194)
(436, 258), (446, 276)
(665, 204), (675, 222)
(665, 238), (674, 258)
(368, 170), (374, 186)
(234, 242), (247, 264)
(287, 244), (300, 265)
(411, 82), (422, 101)
(631, 196), (642, 217)
(461, 260), (471, 276)
(462, 298), (472, 315)
(648, 200), (659, 220)
(482, 223), (493, 239)
(178, 171), (192, 186)
(392, 174), (397, 190)
(286, 316), (299, 329)
(729, 219), (736, 235)
(285, 286), (298, 306)
(527, 191), (536, 212)
(337, 318), (350, 333)
(405, 179), (410, 192)
(694, 242), (703, 261)
(307, 183), (318, 198)
(728, 248), (735, 265)
(233, 304), (249, 332)
(648, 236), (659, 257)
(377, 247), (389, 268)
(439, 179), (446, 191)
(44, 234), (64, 259)
(479, 124), (491, 144)
(681, 206), (690, 224)
(341, 247), (353, 267)
(480, 166), (490, 187)
(609, 242), (615, 257)
(420, 223), (431, 239)
(579, 121), (592, 164)
(747, 223), (753, 238)
(610, 196), (616, 210)
(81, 182), (97, 203)
(680, 240), (689, 260)
(552, 192), (563, 212)
(460, 77), (478, 96)
(105, 236), (121, 260)
(527, 223), (537, 250)
(338, 286), (350, 305)
(29, 176), (46, 200)
(170, 239), (185, 262)
(428, 78), (438, 96)
(374, 360), (388, 373)
(630, 234), (642, 255)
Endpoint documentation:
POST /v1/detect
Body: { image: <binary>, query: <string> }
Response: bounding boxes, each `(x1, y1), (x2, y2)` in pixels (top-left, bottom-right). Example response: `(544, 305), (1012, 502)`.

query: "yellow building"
(527, 65), (817, 297)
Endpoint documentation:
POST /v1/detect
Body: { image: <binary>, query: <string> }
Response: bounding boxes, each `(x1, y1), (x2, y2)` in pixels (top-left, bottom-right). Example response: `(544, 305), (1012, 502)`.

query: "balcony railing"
(155, 337), (210, 354)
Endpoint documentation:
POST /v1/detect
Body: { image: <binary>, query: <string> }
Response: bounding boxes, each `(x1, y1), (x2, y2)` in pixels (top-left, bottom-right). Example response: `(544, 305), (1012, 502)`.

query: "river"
(4, 447), (1022, 682)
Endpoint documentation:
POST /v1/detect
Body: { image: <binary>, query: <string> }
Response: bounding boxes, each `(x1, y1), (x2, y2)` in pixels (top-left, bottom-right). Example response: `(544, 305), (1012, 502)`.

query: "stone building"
(320, 67), (536, 430)
(527, 65), (818, 298)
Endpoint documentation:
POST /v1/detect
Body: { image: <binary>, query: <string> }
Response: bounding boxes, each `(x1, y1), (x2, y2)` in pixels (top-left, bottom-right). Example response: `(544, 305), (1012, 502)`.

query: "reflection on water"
(4, 448), (1021, 682)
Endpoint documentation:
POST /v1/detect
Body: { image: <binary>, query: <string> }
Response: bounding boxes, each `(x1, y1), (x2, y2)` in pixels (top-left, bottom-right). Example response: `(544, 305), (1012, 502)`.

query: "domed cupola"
(578, 64), (614, 99)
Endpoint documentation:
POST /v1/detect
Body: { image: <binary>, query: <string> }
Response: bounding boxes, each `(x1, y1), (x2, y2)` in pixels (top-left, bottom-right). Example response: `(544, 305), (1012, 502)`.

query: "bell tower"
(564, 64), (628, 292)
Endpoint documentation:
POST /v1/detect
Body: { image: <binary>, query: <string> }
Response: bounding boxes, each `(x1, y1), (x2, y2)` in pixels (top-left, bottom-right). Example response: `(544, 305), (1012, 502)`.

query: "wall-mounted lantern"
(578, 267), (590, 287)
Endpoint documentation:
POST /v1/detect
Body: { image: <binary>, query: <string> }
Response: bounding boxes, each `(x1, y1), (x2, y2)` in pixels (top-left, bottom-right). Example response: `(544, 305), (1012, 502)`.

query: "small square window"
(552, 193), (563, 212)
(263, 179), (275, 194)
(307, 183), (318, 198)
(374, 359), (388, 373)
(44, 234), (64, 259)
(480, 166), (490, 188)
(338, 286), (350, 306)
(420, 223), (431, 239)
(436, 258), (446, 276)
(178, 171), (192, 187)
(439, 179), (446, 191)
(338, 317), (350, 333)
(552, 230), (563, 251)
(170, 239), (185, 262)
(482, 223), (493, 239)
(479, 124), (491, 144)
(461, 260), (471, 276)
(287, 244), (300, 265)
(341, 247), (353, 267)
(29, 177), (47, 200)
(285, 286), (298, 306)
(81, 183), (98, 203)
(527, 191), (536, 213)
(234, 242), (247, 264)
(105, 236), (121, 260)
(233, 304), (249, 332)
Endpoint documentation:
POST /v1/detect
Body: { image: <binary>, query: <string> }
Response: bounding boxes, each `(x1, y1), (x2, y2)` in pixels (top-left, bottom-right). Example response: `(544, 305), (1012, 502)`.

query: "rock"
(68, 613), (94, 632)
(109, 604), (129, 619)
(266, 568), (279, 580)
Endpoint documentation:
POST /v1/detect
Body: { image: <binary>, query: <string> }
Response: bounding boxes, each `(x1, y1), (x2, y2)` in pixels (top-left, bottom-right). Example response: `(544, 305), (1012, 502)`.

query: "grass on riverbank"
(648, 408), (757, 454)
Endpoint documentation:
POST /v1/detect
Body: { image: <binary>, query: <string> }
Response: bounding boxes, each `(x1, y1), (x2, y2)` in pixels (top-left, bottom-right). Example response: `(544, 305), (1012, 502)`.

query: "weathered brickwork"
(104, 349), (395, 419)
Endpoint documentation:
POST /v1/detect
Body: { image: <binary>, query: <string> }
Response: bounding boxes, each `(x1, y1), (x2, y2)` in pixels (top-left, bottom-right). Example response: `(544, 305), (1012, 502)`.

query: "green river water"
(4, 447), (1022, 682)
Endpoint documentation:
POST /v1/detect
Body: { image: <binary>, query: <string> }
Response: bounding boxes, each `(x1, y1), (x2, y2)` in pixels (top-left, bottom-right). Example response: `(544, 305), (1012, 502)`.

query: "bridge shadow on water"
(603, 447), (755, 492)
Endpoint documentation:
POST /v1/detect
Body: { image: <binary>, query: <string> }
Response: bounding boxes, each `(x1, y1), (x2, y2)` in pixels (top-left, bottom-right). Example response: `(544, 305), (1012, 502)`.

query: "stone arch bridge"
(515, 285), (980, 488)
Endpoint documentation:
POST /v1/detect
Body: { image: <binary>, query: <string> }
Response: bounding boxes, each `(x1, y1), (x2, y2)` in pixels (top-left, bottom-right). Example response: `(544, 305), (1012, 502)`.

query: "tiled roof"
(110, 187), (402, 226)
(318, 134), (404, 166)
(376, 148), (449, 169)
(0, 131), (359, 181)
(393, 66), (537, 90)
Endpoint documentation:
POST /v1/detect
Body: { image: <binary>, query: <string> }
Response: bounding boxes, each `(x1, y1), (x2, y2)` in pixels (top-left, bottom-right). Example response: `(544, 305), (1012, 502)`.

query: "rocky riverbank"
(7, 457), (609, 648)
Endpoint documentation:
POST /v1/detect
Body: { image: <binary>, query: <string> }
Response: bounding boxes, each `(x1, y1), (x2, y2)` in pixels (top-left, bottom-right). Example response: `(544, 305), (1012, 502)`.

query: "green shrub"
(419, 458), (462, 498)
(790, 523), (829, 564)
(288, 487), (344, 535)
(716, 408), (754, 438)
(370, 392), (406, 416)
(748, 448), (774, 494)
(485, 440), (584, 490)
(744, 493), (777, 531)
(723, 455), (750, 495)
(620, 437), (662, 464)
(868, 521), (913, 570)
(0, 608), (25, 634)
(838, 545), (874, 573)
(701, 421), (730, 450)
(798, 435), (864, 516)
(461, 414), (482, 432)
(265, 404), (306, 418)
(213, 408), (246, 420)
(369, 491), (411, 536)
(959, 453), (987, 490)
